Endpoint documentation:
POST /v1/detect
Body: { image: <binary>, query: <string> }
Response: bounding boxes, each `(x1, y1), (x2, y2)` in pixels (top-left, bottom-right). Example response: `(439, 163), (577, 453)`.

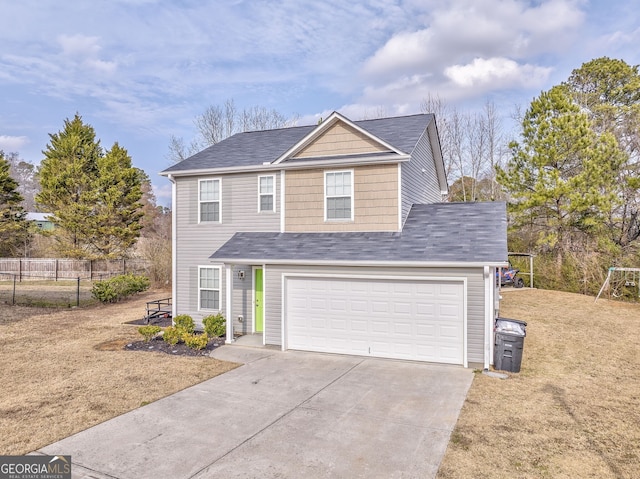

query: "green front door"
(255, 268), (264, 332)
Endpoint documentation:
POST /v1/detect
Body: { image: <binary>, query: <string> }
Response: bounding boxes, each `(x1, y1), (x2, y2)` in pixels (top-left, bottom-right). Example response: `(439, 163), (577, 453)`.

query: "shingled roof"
(162, 113), (434, 173)
(210, 202), (508, 265)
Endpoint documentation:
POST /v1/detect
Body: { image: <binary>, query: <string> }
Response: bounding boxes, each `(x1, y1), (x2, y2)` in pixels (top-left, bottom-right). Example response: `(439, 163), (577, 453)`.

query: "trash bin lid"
(495, 317), (527, 336)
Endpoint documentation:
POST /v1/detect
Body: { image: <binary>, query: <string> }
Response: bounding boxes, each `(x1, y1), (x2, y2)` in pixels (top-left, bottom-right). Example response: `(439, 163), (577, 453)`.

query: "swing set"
(595, 267), (640, 302)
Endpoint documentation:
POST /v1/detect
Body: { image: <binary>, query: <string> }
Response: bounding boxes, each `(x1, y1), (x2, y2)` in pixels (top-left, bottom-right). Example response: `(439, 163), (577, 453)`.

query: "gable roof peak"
(272, 111), (411, 164)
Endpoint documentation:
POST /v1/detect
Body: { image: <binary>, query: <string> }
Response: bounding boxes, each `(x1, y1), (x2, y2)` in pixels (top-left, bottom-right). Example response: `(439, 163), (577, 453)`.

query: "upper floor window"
(198, 266), (220, 310)
(258, 175), (275, 212)
(199, 179), (221, 223)
(325, 170), (353, 220)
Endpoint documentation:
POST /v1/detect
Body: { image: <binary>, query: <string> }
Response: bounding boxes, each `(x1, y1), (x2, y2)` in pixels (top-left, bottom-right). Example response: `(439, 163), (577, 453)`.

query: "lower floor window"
(199, 266), (220, 310)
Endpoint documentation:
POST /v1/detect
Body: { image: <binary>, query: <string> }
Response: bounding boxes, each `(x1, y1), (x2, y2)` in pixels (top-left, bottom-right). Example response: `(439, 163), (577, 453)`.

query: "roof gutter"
(209, 258), (509, 268)
(159, 154), (410, 178)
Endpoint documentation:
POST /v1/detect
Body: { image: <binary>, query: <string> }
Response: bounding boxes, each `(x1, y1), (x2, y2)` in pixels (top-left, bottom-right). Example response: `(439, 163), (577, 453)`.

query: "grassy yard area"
(0, 279), (96, 307)
(2, 286), (638, 476)
(437, 288), (640, 479)
(0, 291), (238, 455)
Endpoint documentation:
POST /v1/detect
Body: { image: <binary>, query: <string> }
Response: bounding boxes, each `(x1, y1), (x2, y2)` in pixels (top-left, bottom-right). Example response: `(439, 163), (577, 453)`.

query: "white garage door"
(286, 277), (465, 364)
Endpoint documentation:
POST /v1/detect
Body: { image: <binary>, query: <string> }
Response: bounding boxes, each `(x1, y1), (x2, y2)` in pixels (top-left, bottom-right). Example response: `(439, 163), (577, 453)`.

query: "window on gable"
(258, 175), (275, 212)
(199, 179), (221, 223)
(199, 266), (220, 310)
(325, 170), (353, 220)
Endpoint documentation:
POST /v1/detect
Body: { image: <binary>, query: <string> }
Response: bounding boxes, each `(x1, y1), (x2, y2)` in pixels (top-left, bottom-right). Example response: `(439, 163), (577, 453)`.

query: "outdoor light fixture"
(238, 270), (245, 280)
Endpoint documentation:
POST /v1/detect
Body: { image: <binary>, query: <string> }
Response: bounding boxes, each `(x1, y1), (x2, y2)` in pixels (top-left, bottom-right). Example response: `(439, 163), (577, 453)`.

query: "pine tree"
(90, 143), (143, 258)
(497, 86), (626, 255)
(565, 57), (640, 247)
(36, 114), (143, 258)
(0, 151), (28, 256)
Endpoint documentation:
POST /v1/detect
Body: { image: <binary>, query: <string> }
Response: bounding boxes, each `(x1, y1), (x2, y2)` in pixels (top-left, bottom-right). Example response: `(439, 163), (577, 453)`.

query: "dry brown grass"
(0, 280), (96, 307)
(437, 288), (640, 479)
(0, 291), (238, 455)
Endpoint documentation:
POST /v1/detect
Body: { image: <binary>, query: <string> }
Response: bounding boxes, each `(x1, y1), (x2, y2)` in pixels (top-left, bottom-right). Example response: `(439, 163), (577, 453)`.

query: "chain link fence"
(0, 258), (150, 307)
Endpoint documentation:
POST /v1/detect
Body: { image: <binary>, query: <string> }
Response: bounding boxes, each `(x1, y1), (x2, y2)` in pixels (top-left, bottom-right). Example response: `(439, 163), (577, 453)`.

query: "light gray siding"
(262, 265), (485, 363)
(174, 172), (280, 327)
(400, 124), (443, 224)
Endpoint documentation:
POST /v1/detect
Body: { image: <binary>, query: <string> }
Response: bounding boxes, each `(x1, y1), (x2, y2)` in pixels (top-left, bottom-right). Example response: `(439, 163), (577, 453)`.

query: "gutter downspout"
(168, 174), (177, 319)
(225, 264), (233, 343)
(484, 266), (492, 370)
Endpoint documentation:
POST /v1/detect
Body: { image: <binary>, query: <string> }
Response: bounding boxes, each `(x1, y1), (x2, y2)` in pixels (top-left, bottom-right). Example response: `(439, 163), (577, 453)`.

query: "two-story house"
(160, 112), (507, 369)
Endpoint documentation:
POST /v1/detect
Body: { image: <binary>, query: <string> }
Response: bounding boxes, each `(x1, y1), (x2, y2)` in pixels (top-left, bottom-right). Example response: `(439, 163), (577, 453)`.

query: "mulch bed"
(125, 335), (226, 357)
(124, 316), (227, 357)
(125, 316), (172, 327)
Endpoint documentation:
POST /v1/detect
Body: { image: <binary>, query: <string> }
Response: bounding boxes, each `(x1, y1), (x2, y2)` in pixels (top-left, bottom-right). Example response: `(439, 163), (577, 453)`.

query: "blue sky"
(1, 0), (638, 206)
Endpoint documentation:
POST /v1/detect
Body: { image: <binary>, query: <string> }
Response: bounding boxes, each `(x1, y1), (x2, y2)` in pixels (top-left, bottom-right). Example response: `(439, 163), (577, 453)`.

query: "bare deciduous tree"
(168, 99), (297, 164)
(421, 96), (506, 202)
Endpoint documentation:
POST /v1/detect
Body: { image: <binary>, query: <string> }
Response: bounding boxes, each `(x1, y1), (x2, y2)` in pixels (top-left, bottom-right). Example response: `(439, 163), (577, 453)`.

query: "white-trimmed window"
(325, 170), (353, 220)
(199, 178), (221, 223)
(198, 266), (220, 310)
(258, 175), (275, 212)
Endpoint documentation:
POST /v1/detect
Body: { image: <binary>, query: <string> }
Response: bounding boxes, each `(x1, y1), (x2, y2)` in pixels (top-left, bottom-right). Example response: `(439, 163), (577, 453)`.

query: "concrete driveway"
(39, 346), (473, 479)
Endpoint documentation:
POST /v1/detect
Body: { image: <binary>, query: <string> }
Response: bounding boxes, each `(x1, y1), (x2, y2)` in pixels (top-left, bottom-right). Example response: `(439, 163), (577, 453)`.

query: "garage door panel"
(393, 301), (412, 315)
(330, 319), (347, 330)
(309, 298), (326, 309)
(351, 300), (368, 313)
(371, 282), (391, 294)
(440, 303), (461, 317)
(393, 321), (412, 335)
(371, 319), (390, 334)
(286, 277), (464, 364)
(440, 324), (462, 339)
(350, 281), (369, 293)
(438, 283), (461, 297)
(309, 318), (326, 329)
(372, 301), (389, 313)
(351, 319), (368, 331)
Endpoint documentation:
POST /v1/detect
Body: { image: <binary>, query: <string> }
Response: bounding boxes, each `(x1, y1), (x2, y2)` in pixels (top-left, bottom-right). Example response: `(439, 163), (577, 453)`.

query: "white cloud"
(152, 181), (172, 206)
(86, 59), (118, 74)
(0, 0), (636, 183)
(58, 34), (102, 58)
(445, 57), (552, 89)
(0, 135), (29, 152)
(359, 0), (585, 105)
(57, 34), (118, 75)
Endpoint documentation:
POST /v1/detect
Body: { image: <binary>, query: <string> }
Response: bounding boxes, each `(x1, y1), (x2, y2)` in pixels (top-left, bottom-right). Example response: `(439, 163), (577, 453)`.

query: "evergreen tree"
(565, 57), (640, 247)
(497, 86), (626, 255)
(90, 143), (144, 258)
(36, 114), (143, 258)
(0, 151), (28, 256)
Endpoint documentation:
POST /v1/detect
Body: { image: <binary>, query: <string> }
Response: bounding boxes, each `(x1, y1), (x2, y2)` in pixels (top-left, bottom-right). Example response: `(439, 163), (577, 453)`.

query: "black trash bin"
(494, 318), (527, 373)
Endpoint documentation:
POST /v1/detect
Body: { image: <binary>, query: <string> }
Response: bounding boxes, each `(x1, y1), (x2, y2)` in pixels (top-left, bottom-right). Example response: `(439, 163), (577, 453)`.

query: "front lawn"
(437, 288), (640, 478)
(0, 291), (238, 455)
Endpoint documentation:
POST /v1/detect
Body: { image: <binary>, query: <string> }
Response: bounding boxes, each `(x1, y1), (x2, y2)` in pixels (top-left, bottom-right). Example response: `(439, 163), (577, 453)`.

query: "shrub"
(173, 314), (195, 334)
(91, 273), (150, 303)
(202, 313), (226, 338)
(163, 326), (183, 345)
(138, 325), (161, 342)
(185, 333), (209, 350)
(90, 281), (118, 303)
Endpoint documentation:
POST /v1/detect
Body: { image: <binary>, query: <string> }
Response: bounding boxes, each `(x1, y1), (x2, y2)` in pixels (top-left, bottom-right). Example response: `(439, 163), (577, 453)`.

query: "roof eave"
(159, 154), (410, 177)
(208, 258), (509, 268)
(426, 118), (449, 194)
